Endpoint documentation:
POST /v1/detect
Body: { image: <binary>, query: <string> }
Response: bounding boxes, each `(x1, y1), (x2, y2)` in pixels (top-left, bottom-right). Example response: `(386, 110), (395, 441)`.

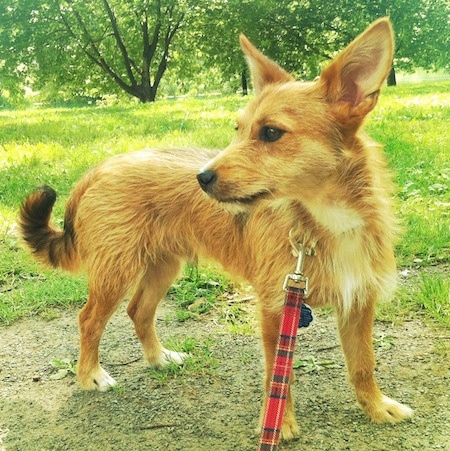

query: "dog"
(20, 18), (413, 440)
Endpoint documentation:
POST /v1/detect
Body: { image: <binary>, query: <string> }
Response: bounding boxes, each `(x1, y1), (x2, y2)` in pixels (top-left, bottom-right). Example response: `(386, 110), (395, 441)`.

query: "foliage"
(293, 356), (339, 373)
(49, 358), (77, 380)
(0, 0), (448, 103)
(158, 0), (450, 89)
(0, 0), (200, 103)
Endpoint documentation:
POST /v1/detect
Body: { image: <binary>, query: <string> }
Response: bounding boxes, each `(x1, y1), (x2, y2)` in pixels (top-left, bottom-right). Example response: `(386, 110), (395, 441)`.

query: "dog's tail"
(19, 185), (80, 271)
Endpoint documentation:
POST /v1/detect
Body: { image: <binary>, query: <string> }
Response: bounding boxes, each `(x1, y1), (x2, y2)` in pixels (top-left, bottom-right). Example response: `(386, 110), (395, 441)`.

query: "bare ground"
(1, 272), (450, 451)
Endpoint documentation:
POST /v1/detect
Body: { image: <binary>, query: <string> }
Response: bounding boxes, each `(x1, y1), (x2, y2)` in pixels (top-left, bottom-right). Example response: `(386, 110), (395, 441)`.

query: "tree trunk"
(387, 66), (397, 86)
(242, 70), (248, 96)
(130, 84), (156, 103)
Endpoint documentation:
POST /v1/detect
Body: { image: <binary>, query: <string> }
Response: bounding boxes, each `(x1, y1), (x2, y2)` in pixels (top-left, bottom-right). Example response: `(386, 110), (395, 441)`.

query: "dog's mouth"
(218, 190), (273, 205)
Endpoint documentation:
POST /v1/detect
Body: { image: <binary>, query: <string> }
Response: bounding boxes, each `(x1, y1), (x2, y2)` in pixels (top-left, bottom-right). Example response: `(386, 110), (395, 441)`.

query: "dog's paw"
(162, 349), (189, 365)
(363, 395), (414, 424)
(254, 418), (300, 443)
(280, 421), (300, 441)
(150, 348), (189, 368)
(280, 415), (300, 441)
(78, 366), (117, 392)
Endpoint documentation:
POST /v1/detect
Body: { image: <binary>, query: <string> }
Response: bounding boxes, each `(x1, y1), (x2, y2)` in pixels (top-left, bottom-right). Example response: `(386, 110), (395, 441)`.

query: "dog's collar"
(287, 229), (316, 258)
(283, 229), (316, 295)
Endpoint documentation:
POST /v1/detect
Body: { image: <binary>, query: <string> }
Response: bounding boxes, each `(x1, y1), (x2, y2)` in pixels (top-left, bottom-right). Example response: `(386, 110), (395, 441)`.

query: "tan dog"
(20, 18), (413, 440)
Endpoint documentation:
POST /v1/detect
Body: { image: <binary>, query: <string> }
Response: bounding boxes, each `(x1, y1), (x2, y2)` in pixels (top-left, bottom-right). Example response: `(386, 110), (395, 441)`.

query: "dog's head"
(197, 19), (394, 206)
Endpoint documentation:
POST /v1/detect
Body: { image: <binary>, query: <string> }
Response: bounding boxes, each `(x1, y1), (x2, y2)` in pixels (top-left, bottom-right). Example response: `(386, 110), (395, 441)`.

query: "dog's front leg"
(259, 306), (300, 441)
(337, 299), (414, 423)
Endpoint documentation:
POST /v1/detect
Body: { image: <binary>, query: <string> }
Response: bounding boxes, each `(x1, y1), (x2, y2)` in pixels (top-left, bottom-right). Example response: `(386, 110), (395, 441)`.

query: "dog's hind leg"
(78, 282), (126, 391)
(337, 299), (414, 423)
(127, 256), (188, 368)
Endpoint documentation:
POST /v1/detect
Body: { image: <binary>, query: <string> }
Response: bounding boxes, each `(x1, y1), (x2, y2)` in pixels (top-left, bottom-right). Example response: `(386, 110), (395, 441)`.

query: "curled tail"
(19, 185), (79, 271)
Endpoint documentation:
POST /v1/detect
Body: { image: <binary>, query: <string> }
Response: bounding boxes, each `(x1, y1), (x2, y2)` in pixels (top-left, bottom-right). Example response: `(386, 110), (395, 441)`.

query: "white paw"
(86, 367), (117, 392)
(368, 395), (414, 424)
(381, 395), (414, 422)
(152, 349), (188, 368)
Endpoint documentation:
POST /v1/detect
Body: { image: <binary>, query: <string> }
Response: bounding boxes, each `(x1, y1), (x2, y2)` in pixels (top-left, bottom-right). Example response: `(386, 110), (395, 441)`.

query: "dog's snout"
(197, 169), (217, 192)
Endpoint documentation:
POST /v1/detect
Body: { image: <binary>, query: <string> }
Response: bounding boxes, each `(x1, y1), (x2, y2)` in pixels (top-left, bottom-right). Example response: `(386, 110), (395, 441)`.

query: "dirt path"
(1, 293), (449, 450)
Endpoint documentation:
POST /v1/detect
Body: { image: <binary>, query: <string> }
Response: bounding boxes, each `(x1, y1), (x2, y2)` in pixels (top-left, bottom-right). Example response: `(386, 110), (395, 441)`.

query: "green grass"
(0, 231), (87, 324)
(167, 264), (234, 321)
(415, 273), (450, 325)
(146, 336), (220, 384)
(166, 264), (255, 333)
(0, 83), (449, 327)
(377, 271), (450, 328)
(369, 82), (450, 266)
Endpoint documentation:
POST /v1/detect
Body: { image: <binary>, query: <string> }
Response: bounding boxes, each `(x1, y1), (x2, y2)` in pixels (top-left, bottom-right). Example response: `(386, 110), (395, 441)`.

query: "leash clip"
(283, 230), (315, 295)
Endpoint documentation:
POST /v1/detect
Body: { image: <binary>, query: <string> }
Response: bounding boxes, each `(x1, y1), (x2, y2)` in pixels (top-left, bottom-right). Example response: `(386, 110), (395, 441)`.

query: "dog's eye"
(259, 126), (285, 143)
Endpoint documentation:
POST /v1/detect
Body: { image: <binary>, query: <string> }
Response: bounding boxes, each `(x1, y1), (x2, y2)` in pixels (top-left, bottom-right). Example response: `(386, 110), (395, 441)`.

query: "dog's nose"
(197, 169), (217, 192)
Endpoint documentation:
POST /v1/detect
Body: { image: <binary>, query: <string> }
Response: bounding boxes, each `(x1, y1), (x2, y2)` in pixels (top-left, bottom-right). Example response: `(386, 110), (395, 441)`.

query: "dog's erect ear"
(319, 18), (394, 119)
(240, 34), (294, 94)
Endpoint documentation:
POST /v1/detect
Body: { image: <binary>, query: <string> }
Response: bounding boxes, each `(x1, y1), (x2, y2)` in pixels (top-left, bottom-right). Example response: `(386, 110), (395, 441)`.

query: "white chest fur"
(333, 231), (369, 314)
(305, 201), (365, 236)
(302, 200), (374, 314)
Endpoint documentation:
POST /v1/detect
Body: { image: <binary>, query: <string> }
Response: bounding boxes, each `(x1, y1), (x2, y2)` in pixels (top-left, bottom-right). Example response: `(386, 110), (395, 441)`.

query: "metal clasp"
(283, 230), (315, 294)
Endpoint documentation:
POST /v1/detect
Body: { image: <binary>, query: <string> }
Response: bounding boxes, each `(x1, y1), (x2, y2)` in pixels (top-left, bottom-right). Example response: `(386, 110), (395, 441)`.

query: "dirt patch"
(1, 279), (450, 451)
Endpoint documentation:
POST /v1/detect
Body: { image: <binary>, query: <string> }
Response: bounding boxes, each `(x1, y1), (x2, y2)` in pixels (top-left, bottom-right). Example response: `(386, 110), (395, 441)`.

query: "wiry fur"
(19, 18), (413, 441)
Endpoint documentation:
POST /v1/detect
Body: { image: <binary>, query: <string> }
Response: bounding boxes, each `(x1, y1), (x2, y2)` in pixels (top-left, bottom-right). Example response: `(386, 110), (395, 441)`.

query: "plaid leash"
(258, 237), (314, 451)
(258, 286), (304, 451)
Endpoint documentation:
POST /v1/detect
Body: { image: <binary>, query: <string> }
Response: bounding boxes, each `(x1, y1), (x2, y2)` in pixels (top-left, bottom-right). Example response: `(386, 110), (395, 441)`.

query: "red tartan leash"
(258, 240), (315, 451)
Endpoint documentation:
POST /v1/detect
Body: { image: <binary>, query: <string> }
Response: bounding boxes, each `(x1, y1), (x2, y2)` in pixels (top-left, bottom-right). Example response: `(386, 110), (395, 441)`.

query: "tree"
(186, 0), (449, 90)
(1, 0), (448, 103)
(0, 0), (39, 101)
(0, 0), (197, 103)
(308, 0), (450, 85)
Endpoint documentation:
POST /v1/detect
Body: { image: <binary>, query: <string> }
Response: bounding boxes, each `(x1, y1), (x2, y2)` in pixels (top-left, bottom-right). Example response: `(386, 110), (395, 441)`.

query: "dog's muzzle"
(197, 169), (217, 193)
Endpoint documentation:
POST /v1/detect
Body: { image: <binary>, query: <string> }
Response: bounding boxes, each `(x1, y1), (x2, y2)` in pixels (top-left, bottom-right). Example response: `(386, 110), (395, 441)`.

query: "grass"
(0, 231), (87, 324)
(167, 265), (234, 321)
(166, 264), (256, 334)
(377, 270), (450, 327)
(404, 273), (450, 326)
(416, 273), (450, 325)
(0, 82), (449, 328)
(146, 336), (220, 384)
(368, 83), (450, 266)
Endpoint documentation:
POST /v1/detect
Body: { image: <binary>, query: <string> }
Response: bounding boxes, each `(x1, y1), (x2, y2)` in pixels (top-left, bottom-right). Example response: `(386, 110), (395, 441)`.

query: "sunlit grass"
(0, 83), (448, 325)
(146, 336), (220, 384)
(377, 271), (450, 329)
(0, 97), (243, 210)
(0, 232), (87, 325)
(369, 82), (450, 265)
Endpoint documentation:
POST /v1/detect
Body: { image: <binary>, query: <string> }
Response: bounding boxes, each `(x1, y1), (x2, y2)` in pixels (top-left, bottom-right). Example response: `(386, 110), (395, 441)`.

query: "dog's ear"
(240, 34), (294, 94)
(319, 18), (394, 120)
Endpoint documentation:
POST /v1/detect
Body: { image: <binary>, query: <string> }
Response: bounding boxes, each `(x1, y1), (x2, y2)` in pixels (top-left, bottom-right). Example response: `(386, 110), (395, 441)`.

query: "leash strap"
(258, 236), (314, 450)
(258, 286), (304, 451)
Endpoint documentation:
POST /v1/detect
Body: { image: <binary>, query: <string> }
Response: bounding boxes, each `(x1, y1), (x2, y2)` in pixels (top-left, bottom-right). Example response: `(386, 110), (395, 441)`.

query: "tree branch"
(153, 10), (184, 91)
(57, 1), (132, 94)
(147, 0), (163, 65)
(101, 0), (137, 86)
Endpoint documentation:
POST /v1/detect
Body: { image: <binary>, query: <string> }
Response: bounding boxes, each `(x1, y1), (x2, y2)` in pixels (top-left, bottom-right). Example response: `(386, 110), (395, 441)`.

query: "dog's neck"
(301, 198), (365, 236)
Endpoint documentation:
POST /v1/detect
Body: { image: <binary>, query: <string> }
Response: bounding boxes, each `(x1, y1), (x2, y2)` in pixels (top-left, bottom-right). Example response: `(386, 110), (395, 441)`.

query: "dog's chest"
(302, 203), (379, 313)
(331, 231), (370, 312)
(305, 201), (365, 236)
